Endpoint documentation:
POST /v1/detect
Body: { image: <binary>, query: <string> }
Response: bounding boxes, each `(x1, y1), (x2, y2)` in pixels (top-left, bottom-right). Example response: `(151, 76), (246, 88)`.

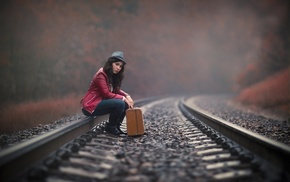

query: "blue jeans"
(82, 99), (128, 126)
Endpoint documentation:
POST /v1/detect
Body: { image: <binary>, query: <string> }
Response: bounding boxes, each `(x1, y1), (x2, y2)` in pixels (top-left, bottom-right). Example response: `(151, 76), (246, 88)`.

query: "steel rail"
(0, 115), (108, 181)
(181, 97), (290, 173)
(0, 97), (158, 182)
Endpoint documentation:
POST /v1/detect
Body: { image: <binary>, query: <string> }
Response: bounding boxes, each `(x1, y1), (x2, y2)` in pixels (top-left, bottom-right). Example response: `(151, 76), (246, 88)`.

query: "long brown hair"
(103, 58), (125, 93)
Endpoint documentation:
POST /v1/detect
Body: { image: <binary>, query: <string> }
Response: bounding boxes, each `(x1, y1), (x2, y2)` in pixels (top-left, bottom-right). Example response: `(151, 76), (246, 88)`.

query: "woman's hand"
(125, 95), (134, 108)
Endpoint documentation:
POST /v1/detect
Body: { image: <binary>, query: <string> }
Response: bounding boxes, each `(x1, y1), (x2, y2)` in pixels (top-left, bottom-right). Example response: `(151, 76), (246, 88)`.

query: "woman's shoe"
(105, 126), (121, 136)
(117, 127), (127, 135)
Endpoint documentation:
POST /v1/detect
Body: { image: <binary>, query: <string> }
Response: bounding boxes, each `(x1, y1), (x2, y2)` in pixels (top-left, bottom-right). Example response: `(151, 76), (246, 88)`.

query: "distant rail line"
(0, 96), (289, 181)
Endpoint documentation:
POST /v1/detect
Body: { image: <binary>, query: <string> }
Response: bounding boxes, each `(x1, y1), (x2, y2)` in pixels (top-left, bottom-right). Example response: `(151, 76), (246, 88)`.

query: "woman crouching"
(80, 51), (134, 136)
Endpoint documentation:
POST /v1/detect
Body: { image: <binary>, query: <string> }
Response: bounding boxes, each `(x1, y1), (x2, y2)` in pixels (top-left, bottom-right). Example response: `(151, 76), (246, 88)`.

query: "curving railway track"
(0, 96), (289, 182)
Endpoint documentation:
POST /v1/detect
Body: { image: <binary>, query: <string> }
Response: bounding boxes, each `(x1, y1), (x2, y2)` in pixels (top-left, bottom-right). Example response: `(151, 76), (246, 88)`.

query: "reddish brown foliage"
(0, 95), (81, 134)
(0, 0), (288, 103)
(235, 67), (290, 114)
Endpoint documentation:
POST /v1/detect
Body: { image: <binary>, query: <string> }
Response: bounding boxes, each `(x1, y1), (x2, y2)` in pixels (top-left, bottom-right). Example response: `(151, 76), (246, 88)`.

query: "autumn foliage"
(235, 68), (290, 113)
(234, 0), (290, 115)
(0, 95), (81, 134)
(0, 0), (288, 102)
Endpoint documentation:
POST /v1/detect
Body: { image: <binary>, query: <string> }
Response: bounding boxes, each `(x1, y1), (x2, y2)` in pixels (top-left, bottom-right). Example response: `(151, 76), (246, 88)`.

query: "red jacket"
(80, 68), (128, 113)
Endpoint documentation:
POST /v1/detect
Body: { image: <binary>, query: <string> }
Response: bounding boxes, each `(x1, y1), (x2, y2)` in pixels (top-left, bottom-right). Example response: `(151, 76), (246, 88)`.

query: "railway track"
(0, 97), (289, 182)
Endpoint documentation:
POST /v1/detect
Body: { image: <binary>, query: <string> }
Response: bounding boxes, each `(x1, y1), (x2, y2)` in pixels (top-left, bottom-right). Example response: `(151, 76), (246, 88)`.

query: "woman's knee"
(113, 99), (126, 110)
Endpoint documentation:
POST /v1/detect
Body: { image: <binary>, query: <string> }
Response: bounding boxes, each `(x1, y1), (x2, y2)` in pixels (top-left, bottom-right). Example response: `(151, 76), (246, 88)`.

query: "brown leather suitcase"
(126, 108), (145, 136)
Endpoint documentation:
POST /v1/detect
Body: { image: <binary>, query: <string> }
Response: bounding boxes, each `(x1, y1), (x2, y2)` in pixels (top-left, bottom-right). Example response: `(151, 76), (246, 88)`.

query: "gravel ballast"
(191, 95), (290, 147)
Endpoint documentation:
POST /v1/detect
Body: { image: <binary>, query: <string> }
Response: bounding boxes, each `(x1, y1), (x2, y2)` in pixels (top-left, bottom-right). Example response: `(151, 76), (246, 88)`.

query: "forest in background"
(0, 0), (289, 131)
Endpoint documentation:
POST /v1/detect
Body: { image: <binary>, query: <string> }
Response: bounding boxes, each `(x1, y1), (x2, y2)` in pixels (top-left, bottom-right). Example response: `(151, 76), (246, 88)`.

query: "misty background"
(0, 0), (289, 104)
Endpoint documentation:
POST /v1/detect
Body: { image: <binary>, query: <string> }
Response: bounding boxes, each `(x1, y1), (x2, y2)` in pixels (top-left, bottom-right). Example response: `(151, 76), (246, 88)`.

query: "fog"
(0, 0), (289, 102)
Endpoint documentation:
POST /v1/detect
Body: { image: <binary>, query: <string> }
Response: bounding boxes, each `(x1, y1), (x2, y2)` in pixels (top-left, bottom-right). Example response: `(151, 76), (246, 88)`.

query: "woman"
(80, 51), (134, 136)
